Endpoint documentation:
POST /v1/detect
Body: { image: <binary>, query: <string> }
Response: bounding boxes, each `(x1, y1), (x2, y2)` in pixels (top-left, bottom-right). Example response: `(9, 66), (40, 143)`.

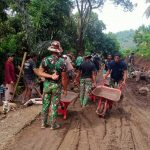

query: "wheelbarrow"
(90, 74), (110, 103)
(58, 91), (78, 119)
(92, 85), (122, 117)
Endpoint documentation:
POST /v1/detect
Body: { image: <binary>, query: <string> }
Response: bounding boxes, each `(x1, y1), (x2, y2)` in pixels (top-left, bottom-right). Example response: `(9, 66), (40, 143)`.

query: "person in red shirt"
(4, 53), (16, 102)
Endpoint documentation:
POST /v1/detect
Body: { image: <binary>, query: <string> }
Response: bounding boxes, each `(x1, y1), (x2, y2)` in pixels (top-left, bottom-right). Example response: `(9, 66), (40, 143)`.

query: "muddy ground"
(0, 105), (41, 150)
(134, 57), (150, 71)
(0, 76), (149, 150)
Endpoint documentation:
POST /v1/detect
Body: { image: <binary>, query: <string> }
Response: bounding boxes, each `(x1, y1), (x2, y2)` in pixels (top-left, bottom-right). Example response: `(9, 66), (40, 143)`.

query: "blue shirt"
(105, 60), (112, 71)
(108, 60), (127, 82)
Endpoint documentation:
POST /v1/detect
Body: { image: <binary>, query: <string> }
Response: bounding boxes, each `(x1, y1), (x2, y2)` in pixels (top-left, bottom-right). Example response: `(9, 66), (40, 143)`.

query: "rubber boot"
(41, 112), (48, 129)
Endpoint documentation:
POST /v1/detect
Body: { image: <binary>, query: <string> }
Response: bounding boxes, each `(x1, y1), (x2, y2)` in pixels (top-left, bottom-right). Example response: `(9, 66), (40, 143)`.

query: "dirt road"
(4, 81), (150, 150)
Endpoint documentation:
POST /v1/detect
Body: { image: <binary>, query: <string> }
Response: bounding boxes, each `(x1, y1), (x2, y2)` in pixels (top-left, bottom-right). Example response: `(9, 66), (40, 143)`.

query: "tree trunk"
(77, 16), (84, 55)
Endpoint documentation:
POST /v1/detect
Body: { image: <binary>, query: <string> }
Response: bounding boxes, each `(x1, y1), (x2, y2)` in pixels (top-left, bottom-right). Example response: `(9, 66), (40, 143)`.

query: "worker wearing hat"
(38, 41), (67, 129)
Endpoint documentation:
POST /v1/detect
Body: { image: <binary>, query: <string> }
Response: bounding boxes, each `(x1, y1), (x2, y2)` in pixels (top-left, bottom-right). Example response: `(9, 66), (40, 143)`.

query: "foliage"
(0, 0), (134, 84)
(84, 12), (106, 54)
(101, 32), (120, 57)
(134, 25), (150, 58)
(74, 0), (134, 54)
(0, 0), (8, 21)
(77, 12), (120, 56)
(121, 48), (132, 57)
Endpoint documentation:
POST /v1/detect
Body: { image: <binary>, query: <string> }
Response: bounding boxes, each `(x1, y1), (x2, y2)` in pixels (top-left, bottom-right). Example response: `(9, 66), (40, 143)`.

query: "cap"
(7, 53), (15, 57)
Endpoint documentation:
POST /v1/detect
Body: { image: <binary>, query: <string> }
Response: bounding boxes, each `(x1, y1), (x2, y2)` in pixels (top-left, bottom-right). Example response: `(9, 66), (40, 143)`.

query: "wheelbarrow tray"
(92, 85), (121, 102)
(58, 91), (78, 119)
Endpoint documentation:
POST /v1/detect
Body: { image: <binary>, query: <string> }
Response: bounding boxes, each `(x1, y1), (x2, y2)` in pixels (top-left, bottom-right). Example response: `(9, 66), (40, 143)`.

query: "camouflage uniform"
(80, 78), (92, 106)
(79, 55), (95, 106)
(40, 55), (66, 127)
(128, 54), (135, 78)
(128, 63), (134, 78)
(109, 79), (119, 88)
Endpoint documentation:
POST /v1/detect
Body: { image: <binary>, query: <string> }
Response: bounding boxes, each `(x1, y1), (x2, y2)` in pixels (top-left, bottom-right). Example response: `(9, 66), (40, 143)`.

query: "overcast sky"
(95, 0), (150, 33)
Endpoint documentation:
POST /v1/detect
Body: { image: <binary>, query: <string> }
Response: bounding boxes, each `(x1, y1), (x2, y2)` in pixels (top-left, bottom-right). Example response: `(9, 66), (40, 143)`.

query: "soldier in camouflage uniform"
(38, 41), (67, 129)
(128, 52), (135, 78)
(75, 54), (96, 107)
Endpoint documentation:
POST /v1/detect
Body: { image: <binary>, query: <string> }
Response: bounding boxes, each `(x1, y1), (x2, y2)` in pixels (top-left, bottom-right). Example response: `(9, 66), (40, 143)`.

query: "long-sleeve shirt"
(4, 60), (15, 84)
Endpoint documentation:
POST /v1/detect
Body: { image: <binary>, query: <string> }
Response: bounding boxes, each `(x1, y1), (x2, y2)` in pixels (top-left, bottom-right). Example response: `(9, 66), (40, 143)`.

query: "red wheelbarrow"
(58, 91), (78, 119)
(92, 85), (122, 117)
(90, 74), (110, 103)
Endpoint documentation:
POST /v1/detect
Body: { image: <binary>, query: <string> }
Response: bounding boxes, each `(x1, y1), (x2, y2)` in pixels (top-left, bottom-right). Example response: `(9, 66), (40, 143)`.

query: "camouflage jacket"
(40, 55), (66, 82)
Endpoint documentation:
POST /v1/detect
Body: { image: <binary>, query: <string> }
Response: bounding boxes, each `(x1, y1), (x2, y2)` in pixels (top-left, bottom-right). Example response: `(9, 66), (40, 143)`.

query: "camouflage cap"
(47, 41), (63, 53)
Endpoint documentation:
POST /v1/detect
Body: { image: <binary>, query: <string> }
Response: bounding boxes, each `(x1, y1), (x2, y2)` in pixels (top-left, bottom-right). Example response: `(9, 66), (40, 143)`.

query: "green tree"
(134, 25), (150, 57)
(0, 0), (8, 21)
(82, 12), (120, 56)
(144, 0), (150, 18)
(74, 0), (134, 54)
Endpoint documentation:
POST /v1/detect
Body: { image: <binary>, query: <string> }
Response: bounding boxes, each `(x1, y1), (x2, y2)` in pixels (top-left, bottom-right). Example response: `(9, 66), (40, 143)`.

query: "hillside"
(115, 29), (136, 50)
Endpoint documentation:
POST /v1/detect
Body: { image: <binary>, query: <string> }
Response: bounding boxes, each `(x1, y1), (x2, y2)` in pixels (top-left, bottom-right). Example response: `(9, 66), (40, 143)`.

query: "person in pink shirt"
(4, 53), (16, 102)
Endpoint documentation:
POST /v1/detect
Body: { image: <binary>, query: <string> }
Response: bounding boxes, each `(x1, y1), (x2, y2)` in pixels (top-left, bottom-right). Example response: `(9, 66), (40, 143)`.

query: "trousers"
(5, 84), (14, 101)
(41, 80), (61, 126)
(80, 78), (92, 106)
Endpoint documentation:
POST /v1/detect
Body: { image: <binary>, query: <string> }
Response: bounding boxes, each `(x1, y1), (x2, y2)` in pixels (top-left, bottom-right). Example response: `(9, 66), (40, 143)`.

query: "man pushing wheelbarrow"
(93, 54), (127, 117)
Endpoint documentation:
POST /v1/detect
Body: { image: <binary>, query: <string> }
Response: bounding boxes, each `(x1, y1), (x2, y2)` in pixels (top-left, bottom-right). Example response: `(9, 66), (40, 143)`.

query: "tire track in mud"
(98, 99), (137, 150)
(5, 83), (150, 150)
(7, 113), (81, 150)
(100, 116), (136, 150)
(77, 112), (91, 150)
(124, 86), (150, 150)
(58, 104), (103, 150)
(102, 119), (107, 140)
(79, 111), (99, 150)
(56, 117), (75, 150)
(57, 115), (81, 150)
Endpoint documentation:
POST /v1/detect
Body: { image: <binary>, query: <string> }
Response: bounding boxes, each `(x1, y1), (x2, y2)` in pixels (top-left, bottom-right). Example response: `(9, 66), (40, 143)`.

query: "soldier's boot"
(50, 122), (61, 130)
(41, 113), (49, 129)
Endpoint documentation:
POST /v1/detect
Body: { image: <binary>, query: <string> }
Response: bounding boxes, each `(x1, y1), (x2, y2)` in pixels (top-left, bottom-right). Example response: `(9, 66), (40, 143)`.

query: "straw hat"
(47, 41), (63, 53)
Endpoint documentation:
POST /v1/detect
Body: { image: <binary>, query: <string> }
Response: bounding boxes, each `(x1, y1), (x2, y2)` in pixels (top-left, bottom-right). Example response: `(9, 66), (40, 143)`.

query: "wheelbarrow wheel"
(96, 101), (105, 116)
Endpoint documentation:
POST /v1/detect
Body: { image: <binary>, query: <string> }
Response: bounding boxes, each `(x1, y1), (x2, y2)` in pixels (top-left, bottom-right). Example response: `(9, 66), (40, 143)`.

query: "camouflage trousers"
(109, 79), (119, 88)
(109, 79), (123, 90)
(41, 80), (61, 126)
(128, 63), (134, 78)
(80, 78), (92, 106)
